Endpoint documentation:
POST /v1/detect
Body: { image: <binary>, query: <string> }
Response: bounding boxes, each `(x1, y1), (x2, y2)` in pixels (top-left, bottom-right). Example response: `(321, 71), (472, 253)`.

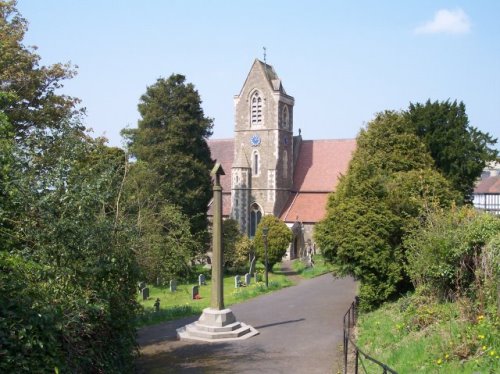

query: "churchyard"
(136, 262), (293, 327)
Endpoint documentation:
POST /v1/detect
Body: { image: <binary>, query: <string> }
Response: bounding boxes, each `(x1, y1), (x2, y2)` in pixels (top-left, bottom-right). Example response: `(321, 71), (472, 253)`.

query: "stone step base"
(177, 322), (259, 342)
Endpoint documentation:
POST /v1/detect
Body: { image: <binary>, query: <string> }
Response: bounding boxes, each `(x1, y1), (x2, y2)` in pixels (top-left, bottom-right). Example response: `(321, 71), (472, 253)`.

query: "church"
(208, 59), (356, 259)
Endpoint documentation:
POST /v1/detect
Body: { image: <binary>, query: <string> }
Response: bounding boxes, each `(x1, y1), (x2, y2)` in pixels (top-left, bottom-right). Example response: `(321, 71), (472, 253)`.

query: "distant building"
(208, 60), (355, 258)
(473, 161), (500, 215)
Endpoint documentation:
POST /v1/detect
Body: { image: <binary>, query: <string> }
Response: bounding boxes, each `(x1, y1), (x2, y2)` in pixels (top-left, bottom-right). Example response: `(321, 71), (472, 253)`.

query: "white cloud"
(415, 8), (471, 35)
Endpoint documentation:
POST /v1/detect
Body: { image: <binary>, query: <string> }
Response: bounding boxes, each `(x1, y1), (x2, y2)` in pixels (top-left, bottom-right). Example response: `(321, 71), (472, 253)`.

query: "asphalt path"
(136, 273), (357, 373)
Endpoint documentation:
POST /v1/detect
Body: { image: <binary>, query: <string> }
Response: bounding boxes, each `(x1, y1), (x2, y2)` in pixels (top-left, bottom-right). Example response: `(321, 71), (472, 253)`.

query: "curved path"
(136, 273), (356, 373)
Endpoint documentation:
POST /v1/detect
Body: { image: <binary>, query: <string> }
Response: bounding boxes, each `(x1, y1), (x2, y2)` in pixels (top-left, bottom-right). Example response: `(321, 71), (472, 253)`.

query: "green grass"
(355, 295), (500, 373)
(136, 262), (292, 327)
(291, 254), (336, 279)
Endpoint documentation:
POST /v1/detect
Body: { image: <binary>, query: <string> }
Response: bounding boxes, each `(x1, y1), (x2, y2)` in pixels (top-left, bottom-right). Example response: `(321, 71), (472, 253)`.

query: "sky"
(17, 1), (500, 149)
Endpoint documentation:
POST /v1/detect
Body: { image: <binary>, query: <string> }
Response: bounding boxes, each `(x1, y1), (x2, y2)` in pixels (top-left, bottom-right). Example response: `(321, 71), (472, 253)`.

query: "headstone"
(170, 279), (177, 292)
(141, 287), (149, 301)
(192, 285), (199, 300)
(138, 281), (146, 292)
(198, 274), (206, 286)
(248, 255), (256, 275)
(234, 275), (241, 288)
(244, 273), (251, 286)
(156, 277), (162, 286)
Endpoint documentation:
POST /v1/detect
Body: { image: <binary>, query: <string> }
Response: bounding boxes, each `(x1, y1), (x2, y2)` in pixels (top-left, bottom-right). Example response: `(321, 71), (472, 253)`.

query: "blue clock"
(250, 134), (261, 146)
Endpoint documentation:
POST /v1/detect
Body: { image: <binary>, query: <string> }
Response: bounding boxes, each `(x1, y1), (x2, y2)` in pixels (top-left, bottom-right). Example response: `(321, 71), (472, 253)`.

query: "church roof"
(280, 193), (330, 223)
(207, 138), (234, 192)
(293, 139), (356, 192)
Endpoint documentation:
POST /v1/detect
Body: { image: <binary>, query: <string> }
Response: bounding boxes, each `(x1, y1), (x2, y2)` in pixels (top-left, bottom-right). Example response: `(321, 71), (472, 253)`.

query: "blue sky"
(17, 1), (500, 148)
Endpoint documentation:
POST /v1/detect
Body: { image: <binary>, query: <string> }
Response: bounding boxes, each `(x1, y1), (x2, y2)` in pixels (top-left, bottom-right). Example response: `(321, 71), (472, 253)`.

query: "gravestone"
(244, 273), (251, 286)
(198, 274), (206, 286)
(156, 277), (162, 286)
(141, 287), (149, 301)
(192, 285), (199, 300)
(234, 275), (241, 288)
(169, 279), (177, 292)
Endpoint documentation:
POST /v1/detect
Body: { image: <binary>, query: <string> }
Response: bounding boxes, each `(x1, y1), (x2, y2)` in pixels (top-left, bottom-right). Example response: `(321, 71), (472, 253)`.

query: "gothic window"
(253, 150), (260, 176)
(251, 91), (263, 126)
(282, 105), (289, 129)
(249, 203), (262, 238)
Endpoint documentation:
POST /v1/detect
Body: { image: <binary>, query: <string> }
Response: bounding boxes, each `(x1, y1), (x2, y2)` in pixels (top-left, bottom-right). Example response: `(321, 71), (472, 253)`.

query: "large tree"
(406, 100), (498, 202)
(315, 111), (458, 308)
(254, 215), (292, 271)
(122, 74), (214, 253)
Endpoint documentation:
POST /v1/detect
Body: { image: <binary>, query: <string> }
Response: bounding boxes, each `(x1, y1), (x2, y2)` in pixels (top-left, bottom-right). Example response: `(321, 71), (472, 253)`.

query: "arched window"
(251, 91), (263, 126)
(249, 203), (262, 238)
(253, 150), (259, 176)
(282, 105), (289, 129)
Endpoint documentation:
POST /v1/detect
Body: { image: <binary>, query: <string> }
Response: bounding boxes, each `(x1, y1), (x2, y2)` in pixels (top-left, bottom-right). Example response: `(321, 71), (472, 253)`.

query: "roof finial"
(263, 46), (267, 65)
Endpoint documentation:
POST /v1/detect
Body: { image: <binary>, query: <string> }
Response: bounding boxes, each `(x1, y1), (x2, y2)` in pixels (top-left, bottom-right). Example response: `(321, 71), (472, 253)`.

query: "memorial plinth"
(177, 163), (258, 342)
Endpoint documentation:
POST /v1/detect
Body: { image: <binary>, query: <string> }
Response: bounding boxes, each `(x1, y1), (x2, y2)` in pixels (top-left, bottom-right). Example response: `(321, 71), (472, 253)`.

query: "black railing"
(343, 297), (398, 374)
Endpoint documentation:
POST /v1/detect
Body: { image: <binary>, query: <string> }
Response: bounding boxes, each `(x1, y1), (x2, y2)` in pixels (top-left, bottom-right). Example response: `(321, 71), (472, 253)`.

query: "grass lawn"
(136, 262), (292, 327)
(355, 295), (500, 373)
(291, 254), (337, 279)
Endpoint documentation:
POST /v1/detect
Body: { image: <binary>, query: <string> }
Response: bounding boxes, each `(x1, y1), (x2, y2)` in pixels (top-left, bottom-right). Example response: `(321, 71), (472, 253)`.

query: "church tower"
(231, 59), (295, 236)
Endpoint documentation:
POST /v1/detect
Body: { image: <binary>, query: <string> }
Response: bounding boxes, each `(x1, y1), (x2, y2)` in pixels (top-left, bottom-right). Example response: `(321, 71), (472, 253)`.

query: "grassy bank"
(356, 294), (500, 373)
(136, 263), (292, 327)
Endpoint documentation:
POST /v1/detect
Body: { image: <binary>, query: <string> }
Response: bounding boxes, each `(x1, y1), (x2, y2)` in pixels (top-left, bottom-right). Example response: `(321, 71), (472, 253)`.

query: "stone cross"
(199, 274), (206, 286)
(210, 163), (225, 309)
(192, 285), (200, 300)
(170, 279), (177, 292)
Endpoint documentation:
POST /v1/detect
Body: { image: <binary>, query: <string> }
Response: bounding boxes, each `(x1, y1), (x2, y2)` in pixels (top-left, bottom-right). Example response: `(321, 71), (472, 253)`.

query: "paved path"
(136, 273), (356, 373)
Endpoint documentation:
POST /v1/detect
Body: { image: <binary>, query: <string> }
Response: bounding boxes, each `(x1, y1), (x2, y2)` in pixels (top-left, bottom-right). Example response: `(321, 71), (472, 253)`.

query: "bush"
(254, 215), (292, 271)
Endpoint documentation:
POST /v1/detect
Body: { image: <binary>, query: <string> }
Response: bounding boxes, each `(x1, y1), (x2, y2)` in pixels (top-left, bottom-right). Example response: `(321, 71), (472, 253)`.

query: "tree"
(315, 111), (458, 309)
(0, 1), (80, 139)
(222, 218), (243, 269)
(254, 215), (292, 271)
(122, 74), (214, 254)
(406, 100), (498, 202)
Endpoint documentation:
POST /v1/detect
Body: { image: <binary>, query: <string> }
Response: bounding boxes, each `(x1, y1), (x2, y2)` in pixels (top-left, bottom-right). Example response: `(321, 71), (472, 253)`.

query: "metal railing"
(343, 297), (398, 374)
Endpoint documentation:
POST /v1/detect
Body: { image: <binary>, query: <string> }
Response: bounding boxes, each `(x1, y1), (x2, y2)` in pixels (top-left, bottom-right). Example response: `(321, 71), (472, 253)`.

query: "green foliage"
(0, 1), (80, 138)
(0, 3), (139, 371)
(406, 100), (498, 202)
(254, 215), (292, 271)
(222, 218), (242, 268)
(315, 111), (457, 309)
(404, 206), (500, 304)
(122, 74), (214, 254)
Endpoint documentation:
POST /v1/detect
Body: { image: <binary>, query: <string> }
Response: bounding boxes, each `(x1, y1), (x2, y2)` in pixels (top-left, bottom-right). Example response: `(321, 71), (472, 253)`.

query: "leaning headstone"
(138, 281), (146, 293)
(192, 285), (199, 300)
(234, 275), (241, 288)
(141, 287), (149, 301)
(198, 274), (206, 286)
(244, 273), (251, 286)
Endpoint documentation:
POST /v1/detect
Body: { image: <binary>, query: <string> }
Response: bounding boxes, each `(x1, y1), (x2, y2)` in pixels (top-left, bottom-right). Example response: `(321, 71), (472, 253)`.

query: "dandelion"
(478, 334), (485, 340)
(490, 351), (495, 356)
(477, 315), (484, 321)
(445, 354), (449, 359)
(436, 359), (442, 365)
(482, 345), (487, 351)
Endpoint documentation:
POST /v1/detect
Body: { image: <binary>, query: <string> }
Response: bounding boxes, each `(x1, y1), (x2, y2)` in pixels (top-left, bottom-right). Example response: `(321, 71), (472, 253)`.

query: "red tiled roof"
(474, 175), (500, 194)
(293, 139), (356, 192)
(207, 139), (234, 192)
(280, 193), (330, 223)
(207, 193), (232, 217)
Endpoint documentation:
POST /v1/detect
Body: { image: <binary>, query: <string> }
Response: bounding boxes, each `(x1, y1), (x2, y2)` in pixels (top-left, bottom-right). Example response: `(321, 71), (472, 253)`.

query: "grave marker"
(192, 285), (200, 300)
(141, 287), (149, 301)
(198, 274), (206, 286)
(235, 275), (241, 288)
(170, 279), (177, 292)
(244, 273), (251, 286)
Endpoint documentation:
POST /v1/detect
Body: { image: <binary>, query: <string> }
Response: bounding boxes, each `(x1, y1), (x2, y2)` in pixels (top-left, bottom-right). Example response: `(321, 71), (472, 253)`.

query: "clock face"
(250, 134), (261, 146)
